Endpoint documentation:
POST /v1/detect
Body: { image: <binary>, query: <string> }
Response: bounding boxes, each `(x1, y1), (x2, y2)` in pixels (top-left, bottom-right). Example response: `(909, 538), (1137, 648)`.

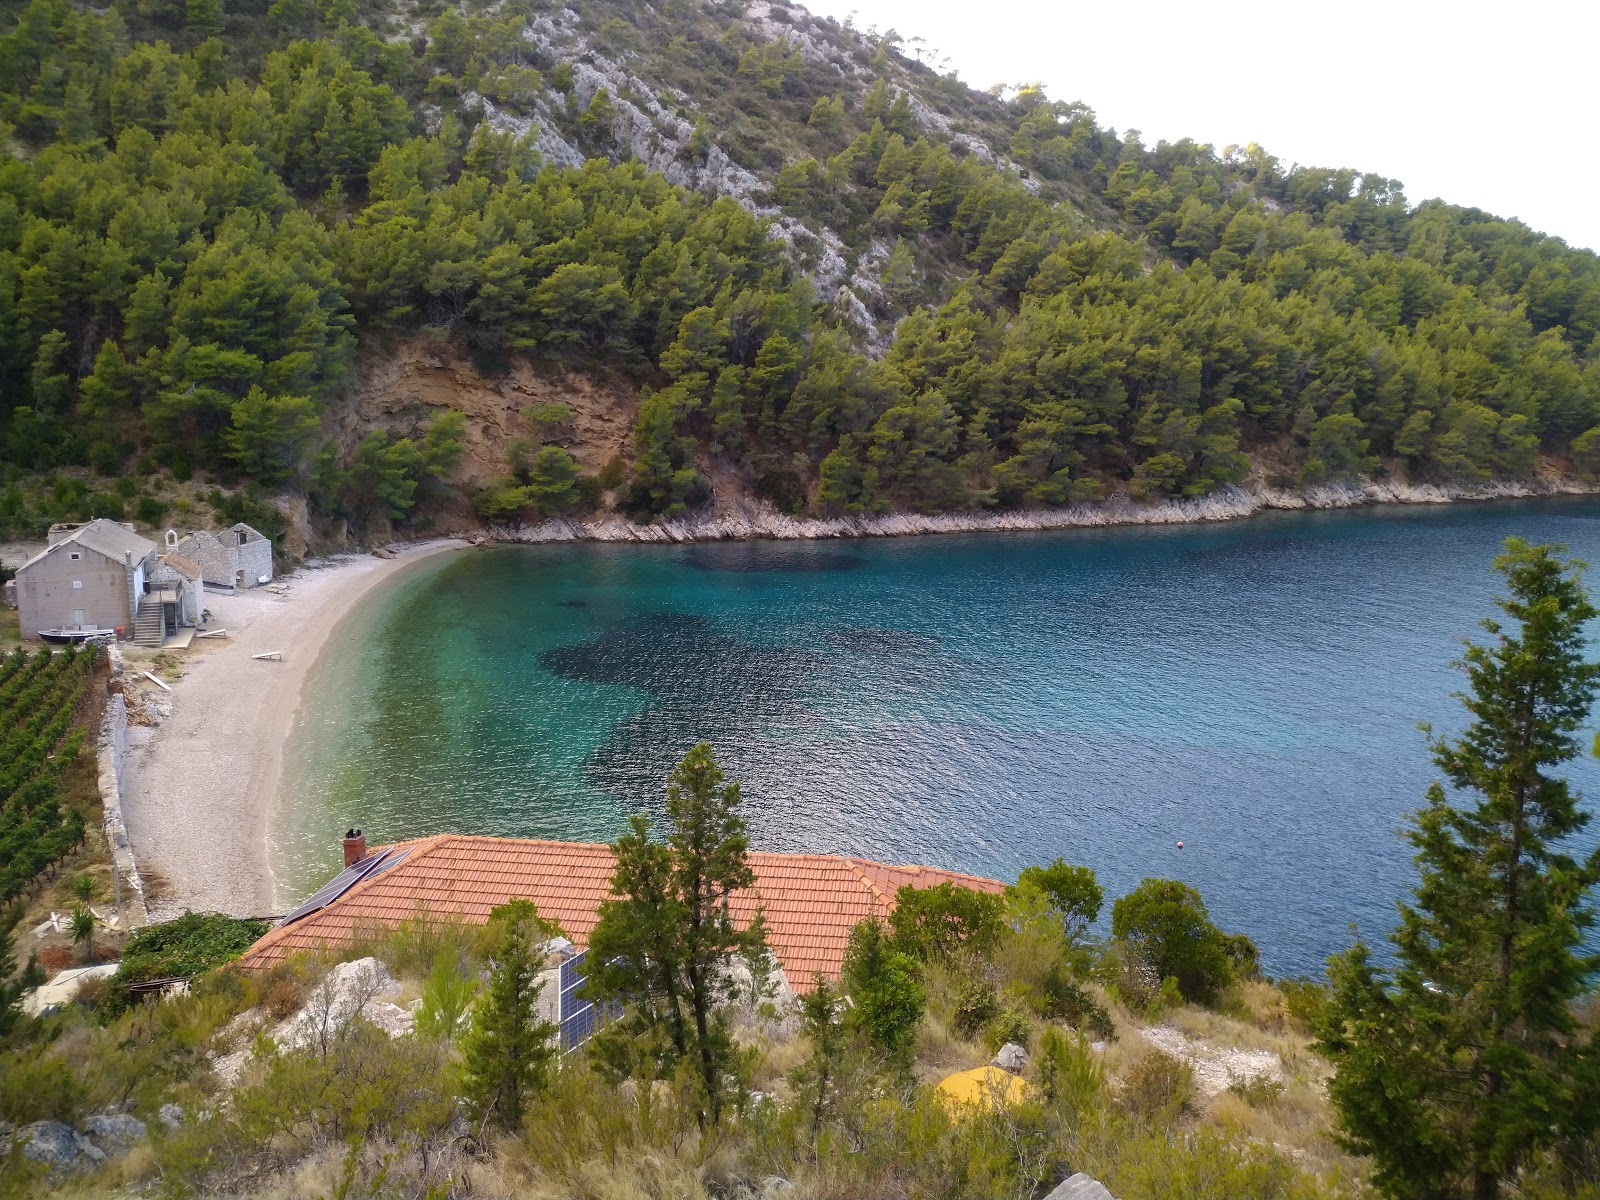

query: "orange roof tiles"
(238, 835), (1005, 990)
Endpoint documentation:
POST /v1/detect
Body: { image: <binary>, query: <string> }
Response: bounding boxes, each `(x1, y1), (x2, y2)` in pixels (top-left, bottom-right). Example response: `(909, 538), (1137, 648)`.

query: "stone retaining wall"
(97, 646), (148, 928)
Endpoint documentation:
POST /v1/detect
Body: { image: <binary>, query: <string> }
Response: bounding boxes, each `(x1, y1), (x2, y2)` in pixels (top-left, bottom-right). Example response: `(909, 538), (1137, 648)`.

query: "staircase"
(133, 602), (164, 647)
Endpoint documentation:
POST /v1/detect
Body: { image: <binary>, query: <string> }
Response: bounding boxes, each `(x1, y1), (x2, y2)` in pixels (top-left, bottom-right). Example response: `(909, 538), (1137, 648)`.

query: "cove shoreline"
(483, 477), (1600, 545)
(120, 540), (468, 920)
(123, 480), (1596, 922)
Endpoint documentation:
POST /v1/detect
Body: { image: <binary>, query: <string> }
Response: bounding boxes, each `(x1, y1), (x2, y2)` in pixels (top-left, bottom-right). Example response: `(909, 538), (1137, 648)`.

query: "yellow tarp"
(934, 1066), (1037, 1116)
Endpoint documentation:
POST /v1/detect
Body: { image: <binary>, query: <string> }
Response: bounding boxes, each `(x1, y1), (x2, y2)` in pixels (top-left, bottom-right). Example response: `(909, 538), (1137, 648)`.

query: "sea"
(275, 498), (1600, 976)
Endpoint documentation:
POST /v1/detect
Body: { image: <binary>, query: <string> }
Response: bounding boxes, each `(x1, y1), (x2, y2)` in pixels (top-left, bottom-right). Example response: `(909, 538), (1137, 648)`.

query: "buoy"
(1176, 840), (1184, 849)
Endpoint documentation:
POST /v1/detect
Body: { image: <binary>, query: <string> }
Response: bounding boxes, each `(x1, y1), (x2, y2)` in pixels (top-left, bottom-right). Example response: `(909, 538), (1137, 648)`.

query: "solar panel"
(557, 950), (621, 1052)
(278, 847), (412, 926)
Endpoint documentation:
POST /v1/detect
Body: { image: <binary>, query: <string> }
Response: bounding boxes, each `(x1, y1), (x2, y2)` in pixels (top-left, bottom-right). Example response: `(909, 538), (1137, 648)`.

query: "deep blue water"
(277, 499), (1600, 976)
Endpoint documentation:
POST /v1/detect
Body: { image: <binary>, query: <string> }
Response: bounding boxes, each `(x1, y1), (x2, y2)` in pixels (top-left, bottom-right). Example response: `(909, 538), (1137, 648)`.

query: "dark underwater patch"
(827, 626), (942, 655)
(540, 612), (831, 804)
(557, 599), (590, 608)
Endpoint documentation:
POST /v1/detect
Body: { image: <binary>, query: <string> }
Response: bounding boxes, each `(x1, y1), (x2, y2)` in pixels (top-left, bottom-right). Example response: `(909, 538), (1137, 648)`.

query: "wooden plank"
(251, 651), (283, 661)
(141, 670), (171, 692)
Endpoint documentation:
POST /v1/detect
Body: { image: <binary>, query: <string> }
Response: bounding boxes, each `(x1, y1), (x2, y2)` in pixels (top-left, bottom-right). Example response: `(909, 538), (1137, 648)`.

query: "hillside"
(2, 0), (1599, 546)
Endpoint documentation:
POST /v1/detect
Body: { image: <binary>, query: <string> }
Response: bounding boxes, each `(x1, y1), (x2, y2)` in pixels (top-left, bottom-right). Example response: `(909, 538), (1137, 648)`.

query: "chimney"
(343, 828), (366, 867)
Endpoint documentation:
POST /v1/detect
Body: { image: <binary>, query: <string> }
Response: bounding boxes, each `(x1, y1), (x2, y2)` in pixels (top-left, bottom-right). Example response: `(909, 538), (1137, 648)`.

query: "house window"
(69, 552), (80, 560)
(72, 580), (83, 589)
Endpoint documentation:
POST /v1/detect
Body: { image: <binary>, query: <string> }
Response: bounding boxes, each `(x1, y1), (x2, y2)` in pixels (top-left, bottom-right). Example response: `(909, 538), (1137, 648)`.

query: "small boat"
(37, 628), (117, 644)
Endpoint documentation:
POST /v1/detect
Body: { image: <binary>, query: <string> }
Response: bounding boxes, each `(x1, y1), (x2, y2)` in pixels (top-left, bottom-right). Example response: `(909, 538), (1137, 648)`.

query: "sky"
(801, 0), (1600, 252)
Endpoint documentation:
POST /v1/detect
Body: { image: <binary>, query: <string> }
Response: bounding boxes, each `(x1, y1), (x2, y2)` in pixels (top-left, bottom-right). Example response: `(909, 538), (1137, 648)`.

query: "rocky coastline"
(482, 476), (1599, 546)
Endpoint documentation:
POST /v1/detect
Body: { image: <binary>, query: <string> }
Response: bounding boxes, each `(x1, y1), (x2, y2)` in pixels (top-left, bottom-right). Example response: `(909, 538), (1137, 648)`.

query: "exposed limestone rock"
(12, 1121), (107, 1177)
(489, 476), (1598, 546)
(1138, 1024), (1283, 1097)
(991, 1041), (1029, 1072)
(1043, 1174), (1117, 1200)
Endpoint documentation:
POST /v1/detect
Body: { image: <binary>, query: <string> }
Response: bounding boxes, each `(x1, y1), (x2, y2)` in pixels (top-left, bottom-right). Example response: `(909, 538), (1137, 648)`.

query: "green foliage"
(1122, 1049), (1195, 1122)
(0, 903), (44, 1039)
(459, 898), (559, 1130)
(1316, 539), (1600, 1200)
(839, 915), (924, 1062)
(110, 911), (271, 1014)
(1110, 878), (1236, 1003)
(586, 742), (772, 1128)
(1012, 858), (1103, 946)
(2, 0), (1594, 534)
(0, 644), (97, 903)
(414, 949), (478, 1042)
(224, 387), (321, 485)
(889, 880), (1006, 961)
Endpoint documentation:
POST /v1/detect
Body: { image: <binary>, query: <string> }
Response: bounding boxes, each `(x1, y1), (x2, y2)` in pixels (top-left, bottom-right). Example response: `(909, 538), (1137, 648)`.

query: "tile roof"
(238, 835), (1006, 990)
(157, 552), (203, 580)
(20, 519), (157, 572)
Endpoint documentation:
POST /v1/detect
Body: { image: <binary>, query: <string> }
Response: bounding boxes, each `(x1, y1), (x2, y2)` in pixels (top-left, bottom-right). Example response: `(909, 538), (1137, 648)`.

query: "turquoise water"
(278, 499), (1600, 975)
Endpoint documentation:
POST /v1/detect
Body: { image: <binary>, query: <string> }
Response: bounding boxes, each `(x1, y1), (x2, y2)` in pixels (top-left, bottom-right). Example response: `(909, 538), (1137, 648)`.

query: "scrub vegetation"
(3, 539), (1597, 1199)
(1, 0), (1598, 545)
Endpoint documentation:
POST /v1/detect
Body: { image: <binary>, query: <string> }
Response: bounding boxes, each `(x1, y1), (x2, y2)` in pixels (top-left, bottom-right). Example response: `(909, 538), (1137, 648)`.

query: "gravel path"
(121, 541), (466, 919)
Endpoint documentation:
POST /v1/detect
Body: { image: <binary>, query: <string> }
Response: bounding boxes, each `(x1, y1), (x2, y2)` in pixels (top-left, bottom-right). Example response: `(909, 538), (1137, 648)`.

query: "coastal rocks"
(215, 958), (417, 1085)
(1043, 1174), (1118, 1200)
(83, 1112), (149, 1152)
(1137, 1024), (1284, 1097)
(12, 1121), (108, 1177)
(991, 1042), (1029, 1072)
(489, 474), (1599, 547)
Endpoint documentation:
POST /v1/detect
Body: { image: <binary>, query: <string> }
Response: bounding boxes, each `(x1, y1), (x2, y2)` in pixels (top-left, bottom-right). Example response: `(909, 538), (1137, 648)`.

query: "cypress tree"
(1316, 538), (1600, 1200)
(586, 743), (771, 1128)
(460, 899), (559, 1131)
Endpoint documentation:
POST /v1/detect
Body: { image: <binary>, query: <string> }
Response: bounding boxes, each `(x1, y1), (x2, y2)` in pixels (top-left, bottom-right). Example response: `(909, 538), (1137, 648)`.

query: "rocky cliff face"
(339, 338), (639, 487)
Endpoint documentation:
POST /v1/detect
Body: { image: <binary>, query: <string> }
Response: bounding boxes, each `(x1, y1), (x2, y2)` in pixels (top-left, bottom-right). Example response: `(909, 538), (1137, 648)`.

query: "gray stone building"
(15, 520), (158, 640)
(170, 523), (274, 590)
(141, 553), (206, 645)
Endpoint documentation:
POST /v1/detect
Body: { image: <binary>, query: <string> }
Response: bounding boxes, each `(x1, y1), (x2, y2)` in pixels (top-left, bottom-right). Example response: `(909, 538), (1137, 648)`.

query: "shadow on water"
(541, 613), (831, 802)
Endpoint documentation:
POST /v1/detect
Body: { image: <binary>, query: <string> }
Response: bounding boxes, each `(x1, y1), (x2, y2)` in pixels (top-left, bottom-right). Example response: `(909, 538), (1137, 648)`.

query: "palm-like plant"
(70, 905), (94, 964)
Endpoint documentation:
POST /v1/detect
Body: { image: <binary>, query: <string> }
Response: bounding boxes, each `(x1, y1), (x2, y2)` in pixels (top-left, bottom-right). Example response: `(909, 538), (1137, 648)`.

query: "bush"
(890, 882), (1006, 962)
(108, 912), (271, 1015)
(1227, 1074), (1286, 1108)
(841, 917), (924, 1061)
(1277, 976), (1328, 1032)
(1121, 1050), (1194, 1121)
(952, 976), (999, 1038)
(1110, 878), (1235, 1003)
(982, 1003), (1032, 1053)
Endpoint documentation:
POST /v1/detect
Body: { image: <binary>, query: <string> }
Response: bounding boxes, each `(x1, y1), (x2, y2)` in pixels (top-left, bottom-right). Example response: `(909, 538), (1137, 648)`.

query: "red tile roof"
(238, 835), (1005, 989)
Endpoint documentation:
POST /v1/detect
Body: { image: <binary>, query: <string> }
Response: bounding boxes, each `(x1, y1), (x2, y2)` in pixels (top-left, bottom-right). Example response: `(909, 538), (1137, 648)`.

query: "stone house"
(14, 520), (159, 640)
(170, 523), (274, 590)
(142, 552), (206, 644)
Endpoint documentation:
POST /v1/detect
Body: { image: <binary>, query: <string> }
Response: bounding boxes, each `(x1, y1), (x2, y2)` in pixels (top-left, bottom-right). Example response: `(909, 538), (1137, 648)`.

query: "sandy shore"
(121, 540), (466, 919)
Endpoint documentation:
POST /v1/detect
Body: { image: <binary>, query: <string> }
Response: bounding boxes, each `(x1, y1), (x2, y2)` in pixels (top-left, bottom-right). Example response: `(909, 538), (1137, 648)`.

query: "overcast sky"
(801, 0), (1600, 252)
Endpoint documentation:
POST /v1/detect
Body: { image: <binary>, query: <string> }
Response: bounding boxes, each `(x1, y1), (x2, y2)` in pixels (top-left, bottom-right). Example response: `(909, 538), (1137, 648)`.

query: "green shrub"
(1110, 878), (1236, 1003)
(108, 912), (270, 1015)
(982, 1002), (1032, 1053)
(1037, 1026), (1106, 1116)
(135, 495), (168, 526)
(0, 1044), (87, 1124)
(841, 917), (924, 1061)
(1277, 976), (1328, 1032)
(952, 977), (999, 1038)
(890, 882), (1006, 961)
(1121, 1049), (1194, 1121)
(1227, 1074), (1286, 1108)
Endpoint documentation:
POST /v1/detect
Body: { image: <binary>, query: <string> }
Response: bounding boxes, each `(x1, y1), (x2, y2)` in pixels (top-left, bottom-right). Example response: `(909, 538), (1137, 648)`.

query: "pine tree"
(586, 743), (771, 1128)
(459, 899), (559, 1131)
(1316, 539), (1600, 1200)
